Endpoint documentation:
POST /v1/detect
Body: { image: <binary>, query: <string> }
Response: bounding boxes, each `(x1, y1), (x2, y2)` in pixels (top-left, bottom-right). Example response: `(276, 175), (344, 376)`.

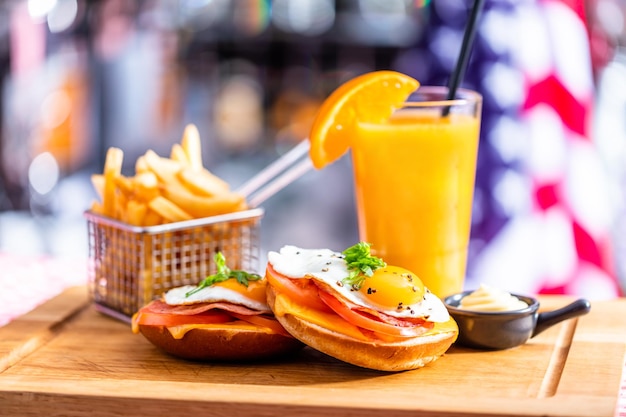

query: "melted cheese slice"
(273, 293), (370, 341)
(166, 321), (274, 340)
(273, 292), (458, 342)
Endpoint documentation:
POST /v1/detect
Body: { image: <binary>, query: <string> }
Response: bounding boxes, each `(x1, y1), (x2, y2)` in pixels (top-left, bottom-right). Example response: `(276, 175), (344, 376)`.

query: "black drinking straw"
(443, 0), (485, 116)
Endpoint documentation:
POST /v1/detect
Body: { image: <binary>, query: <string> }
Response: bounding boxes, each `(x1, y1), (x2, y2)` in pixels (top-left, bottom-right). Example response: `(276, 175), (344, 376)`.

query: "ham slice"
(142, 299), (264, 316)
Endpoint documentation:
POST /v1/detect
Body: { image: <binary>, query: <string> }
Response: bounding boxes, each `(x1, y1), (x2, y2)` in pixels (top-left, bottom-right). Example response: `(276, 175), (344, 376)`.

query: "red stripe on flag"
(523, 74), (588, 136)
(572, 220), (602, 268)
(535, 183), (559, 210)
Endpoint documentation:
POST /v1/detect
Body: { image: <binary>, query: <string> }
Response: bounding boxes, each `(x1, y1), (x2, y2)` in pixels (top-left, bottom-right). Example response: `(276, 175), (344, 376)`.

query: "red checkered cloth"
(0, 252), (87, 327)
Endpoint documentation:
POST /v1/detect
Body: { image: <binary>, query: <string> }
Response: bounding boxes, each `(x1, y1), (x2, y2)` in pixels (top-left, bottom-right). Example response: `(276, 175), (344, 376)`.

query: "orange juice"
(351, 87), (482, 298)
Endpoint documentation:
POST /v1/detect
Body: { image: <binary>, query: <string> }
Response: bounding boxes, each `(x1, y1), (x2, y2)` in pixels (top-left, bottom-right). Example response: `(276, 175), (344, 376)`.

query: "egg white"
(267, 245), (450, 322)
(163, 284), (271, 313)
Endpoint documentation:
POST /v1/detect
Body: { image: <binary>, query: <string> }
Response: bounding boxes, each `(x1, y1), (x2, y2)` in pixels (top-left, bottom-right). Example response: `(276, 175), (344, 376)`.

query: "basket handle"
(236, 140), (313, 208)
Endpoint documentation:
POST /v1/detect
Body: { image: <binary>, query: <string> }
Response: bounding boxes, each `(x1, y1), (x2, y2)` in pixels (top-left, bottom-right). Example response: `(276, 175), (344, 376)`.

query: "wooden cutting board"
(1, 286), (625, 417)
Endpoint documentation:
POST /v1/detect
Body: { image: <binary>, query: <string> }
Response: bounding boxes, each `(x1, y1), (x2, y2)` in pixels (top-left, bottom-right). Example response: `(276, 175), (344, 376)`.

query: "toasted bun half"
(138, 325), (304, 362)
(266, 286), (458, 372)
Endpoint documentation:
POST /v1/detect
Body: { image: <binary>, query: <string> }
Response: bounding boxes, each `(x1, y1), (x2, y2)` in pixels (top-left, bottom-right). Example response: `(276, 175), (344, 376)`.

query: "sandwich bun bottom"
(138, 324), (304, 362)
(267, 286), (458, 372)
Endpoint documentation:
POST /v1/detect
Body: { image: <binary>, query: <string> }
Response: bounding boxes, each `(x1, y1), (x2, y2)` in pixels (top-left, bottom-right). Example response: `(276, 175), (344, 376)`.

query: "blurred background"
(1, 0), (625, 300)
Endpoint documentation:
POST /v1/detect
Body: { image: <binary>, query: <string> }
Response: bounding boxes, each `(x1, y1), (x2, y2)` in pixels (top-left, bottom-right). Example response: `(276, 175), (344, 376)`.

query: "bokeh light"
(272, 0), (335, 36)
(47, 0), (78, 33)
(28, 0), (57, 19)
(28, 152), (59, 196)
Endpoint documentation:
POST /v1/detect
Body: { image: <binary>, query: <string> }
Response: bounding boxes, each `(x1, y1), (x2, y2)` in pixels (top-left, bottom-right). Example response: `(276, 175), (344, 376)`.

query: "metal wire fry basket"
(84, 208), (264, 322)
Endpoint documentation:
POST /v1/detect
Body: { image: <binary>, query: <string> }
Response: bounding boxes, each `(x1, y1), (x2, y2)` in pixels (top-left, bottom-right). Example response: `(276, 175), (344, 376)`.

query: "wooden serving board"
(1, 286), (625, 417)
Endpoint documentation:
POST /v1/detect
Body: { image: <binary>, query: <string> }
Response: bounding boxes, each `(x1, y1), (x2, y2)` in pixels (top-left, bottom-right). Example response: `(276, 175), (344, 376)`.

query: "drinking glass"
(351, 86), (482, 298)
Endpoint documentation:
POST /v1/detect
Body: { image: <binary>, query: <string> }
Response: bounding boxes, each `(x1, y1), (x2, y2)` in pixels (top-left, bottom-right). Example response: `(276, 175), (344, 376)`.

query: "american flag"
(395, 0), (622, 299)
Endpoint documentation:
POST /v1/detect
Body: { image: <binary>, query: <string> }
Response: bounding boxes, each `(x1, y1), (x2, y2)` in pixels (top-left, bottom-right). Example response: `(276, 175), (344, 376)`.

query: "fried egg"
(267, 245), (450, 322)
(163, 279), (271, 313)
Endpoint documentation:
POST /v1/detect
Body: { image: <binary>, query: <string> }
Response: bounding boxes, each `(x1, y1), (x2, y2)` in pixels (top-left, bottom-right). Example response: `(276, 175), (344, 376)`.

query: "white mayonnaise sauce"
(459, 284), (529, 312)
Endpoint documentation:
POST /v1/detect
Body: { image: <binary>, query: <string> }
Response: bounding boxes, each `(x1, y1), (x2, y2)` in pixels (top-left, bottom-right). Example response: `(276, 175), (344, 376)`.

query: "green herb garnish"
(341, 242), (386, 290)
(185, 252), (261, 297)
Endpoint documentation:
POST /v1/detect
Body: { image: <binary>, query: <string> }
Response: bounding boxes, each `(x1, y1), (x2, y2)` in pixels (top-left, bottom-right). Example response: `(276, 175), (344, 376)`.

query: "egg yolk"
(358, 265), (425, 310)
(214, 279), (267, 304)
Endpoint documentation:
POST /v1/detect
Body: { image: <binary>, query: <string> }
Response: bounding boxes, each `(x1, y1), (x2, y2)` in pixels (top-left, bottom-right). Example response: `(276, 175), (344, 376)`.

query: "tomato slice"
(230, 312), (292, 337)
(318, 290), (433, 338)
(265, 265), (332, 312)
(134, 309), (233, 327)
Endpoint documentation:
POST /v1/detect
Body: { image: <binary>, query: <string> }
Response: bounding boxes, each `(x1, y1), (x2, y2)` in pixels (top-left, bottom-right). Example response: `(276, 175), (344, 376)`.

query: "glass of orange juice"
(351, 86), (482, 298)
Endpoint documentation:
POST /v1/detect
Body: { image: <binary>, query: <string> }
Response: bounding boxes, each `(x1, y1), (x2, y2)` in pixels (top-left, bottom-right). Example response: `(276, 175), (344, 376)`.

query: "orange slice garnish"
(308, 70), (419, 169)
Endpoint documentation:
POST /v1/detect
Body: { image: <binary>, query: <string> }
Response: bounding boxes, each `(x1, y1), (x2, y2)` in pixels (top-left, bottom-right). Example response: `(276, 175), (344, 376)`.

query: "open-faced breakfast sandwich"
(264, 242), (459, 371)
(132, 252), (303, 361)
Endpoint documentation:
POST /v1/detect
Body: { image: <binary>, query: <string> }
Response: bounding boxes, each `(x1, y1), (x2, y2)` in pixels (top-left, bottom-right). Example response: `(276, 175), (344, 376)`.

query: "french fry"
(181, 124), (203, 171)
(170, 143), (189, 166)
(135, 155), (149, 173)
(178, 167), (229, 197)
(142, 209), (163, 226)
(148, 196), (193, 223)
(90, 200), (105, 215)
(104, 147), (124, 173)
(91, 174), (104, 200)
(160, 182), (245, 218)
(114, 188), (128, 222)
(126, 200), (148, 226)
(143, 149), (183, 186)
(133, 171), (159, 202)
(113, 175), (134, 198)
(103, 147), (123, 218)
